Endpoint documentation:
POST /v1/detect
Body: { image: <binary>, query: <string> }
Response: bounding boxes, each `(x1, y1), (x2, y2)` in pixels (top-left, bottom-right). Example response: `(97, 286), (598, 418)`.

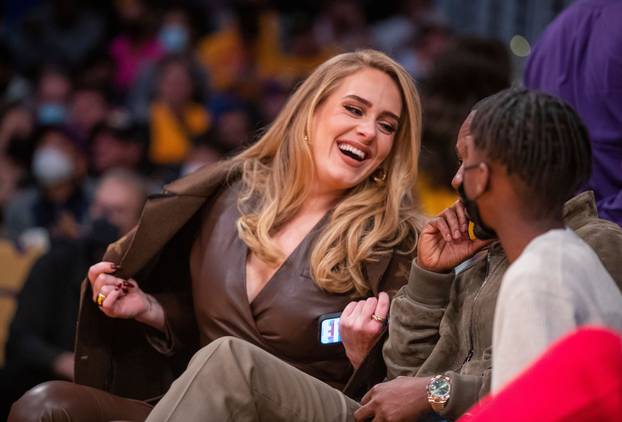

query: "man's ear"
(473, 162), (490, 197)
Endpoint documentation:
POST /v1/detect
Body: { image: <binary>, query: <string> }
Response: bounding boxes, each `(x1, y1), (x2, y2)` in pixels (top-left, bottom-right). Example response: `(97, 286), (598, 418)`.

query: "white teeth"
(338, 143), (366, 160)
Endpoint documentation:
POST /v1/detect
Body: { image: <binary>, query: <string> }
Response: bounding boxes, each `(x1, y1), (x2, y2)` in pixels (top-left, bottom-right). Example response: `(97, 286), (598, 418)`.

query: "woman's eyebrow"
(343, 94), (400, 121)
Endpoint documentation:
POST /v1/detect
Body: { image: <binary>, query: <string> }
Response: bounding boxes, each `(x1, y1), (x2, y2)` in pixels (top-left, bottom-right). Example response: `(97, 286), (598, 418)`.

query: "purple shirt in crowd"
(524, 0), (622, 227)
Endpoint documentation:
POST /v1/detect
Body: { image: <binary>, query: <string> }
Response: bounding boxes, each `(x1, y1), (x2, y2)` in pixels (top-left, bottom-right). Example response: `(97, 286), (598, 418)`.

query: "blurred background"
(0, 0), (576, 417)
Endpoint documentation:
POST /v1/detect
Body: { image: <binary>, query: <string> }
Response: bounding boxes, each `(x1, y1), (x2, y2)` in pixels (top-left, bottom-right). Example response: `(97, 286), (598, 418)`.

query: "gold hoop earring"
(373, 168), (387, 185)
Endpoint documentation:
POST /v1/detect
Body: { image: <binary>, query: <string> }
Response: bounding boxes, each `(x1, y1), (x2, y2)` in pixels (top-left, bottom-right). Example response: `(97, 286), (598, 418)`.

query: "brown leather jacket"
(74, 161), (414, 400)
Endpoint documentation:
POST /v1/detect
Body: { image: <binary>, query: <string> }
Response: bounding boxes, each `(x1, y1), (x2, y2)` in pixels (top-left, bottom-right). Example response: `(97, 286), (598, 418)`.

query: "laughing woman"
(10, 50), (424, 421)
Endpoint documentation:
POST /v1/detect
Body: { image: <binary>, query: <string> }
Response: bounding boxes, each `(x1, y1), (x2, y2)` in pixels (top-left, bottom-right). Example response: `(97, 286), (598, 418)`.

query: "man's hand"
(417, 201), (492, 273)
(354, 376), (433, 422)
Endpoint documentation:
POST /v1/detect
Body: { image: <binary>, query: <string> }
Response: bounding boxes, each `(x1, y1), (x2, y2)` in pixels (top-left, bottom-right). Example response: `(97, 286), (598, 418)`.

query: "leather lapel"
(363, 251), (394, 295)
(114, 162), (235, 279)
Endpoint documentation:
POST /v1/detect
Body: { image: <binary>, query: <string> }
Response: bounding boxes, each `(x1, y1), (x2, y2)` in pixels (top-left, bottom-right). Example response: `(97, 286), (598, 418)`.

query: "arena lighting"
(510, 35), (531, 57)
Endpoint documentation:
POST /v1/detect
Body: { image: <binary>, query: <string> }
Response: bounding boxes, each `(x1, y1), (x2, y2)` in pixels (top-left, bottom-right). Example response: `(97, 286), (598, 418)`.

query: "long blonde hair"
(229, 50), (423, 296)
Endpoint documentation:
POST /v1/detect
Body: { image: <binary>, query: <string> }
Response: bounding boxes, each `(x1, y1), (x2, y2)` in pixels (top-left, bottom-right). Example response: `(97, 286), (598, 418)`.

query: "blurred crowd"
(0, 0), (514, 246)
(0, 0), (513, 416)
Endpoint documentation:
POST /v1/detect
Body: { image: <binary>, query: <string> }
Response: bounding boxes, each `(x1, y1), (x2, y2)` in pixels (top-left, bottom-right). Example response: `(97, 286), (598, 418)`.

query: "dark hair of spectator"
(419, 36), (511, 189)
(470, 88), (592, 219)
(425, 36), (511, 102)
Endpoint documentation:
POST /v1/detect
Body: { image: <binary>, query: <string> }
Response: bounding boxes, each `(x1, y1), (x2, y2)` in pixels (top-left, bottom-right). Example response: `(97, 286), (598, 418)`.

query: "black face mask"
(457, 181), (497, 240)
(85, 217), (120, 262)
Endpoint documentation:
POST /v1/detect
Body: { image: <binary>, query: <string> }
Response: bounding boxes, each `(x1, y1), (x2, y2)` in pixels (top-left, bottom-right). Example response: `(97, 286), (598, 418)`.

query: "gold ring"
(96, 293), (106, 307)
(371, 313), (385, 323)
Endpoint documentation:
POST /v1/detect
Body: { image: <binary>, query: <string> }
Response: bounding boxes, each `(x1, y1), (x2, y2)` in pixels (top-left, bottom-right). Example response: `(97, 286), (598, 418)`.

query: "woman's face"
(309, 68), (402, 194)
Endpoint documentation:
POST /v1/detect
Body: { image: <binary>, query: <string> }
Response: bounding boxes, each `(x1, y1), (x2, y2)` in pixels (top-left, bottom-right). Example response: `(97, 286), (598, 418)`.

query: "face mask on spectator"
(159, 24), (189, 53)
(32, 146), (74, 186)
(37, 103), (67, 125)
(458, 181), (497, 240)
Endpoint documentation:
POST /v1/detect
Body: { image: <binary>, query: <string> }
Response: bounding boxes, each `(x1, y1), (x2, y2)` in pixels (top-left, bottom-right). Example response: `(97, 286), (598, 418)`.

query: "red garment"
(459, 327), (622, 422)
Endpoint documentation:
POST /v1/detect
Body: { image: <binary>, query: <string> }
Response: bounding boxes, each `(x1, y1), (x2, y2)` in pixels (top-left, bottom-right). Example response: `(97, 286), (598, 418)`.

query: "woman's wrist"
(135, 293), (166, 332)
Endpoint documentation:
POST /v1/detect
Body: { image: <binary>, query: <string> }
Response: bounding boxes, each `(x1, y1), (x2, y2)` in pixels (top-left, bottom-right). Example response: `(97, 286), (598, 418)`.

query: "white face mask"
(32, 146), (75, 186)
(159, 24), (189, 53)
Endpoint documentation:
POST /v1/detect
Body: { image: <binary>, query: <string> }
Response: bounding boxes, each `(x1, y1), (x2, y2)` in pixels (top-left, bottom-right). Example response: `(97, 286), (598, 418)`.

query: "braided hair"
(470, 88), (592, 219)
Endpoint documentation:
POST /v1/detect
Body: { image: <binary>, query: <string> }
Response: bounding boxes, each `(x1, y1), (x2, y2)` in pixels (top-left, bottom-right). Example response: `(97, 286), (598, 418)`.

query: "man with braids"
(374, 88), (622, 421)
(84, 88), (621, 422)
(448, 88), (622, 392)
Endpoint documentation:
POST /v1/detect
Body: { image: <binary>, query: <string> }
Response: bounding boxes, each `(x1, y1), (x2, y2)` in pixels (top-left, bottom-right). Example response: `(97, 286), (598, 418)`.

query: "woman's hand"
(87, 261), (165, 331)
(417, 200), (492, 273)
(340, 292), (389, 369)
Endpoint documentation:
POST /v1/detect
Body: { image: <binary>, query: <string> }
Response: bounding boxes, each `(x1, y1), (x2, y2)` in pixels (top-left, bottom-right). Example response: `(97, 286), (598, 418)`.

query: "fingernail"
(454, 230), (460, 238)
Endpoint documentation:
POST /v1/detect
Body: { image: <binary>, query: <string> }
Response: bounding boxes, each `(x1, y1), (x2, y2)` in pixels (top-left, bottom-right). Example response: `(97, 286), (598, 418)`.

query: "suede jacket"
(382, 190), (622, 420)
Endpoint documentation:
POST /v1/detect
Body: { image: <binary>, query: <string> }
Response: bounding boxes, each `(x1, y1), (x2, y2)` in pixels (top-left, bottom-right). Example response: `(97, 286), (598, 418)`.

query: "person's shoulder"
(574, 214), (622, 250)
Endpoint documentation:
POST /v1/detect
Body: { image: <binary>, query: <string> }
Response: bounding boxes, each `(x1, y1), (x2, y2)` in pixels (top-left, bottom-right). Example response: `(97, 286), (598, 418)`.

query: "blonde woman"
(10, 50), (424, 422)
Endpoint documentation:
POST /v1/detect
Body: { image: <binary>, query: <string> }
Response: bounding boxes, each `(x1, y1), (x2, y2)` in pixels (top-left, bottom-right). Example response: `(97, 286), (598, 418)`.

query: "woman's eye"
(379, 122), (396, 134)
(344, 105), (363, 116)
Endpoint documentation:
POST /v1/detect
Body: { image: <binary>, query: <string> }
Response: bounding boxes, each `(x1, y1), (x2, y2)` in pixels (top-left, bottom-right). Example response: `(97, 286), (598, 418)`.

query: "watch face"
(429, 378), (450, 398)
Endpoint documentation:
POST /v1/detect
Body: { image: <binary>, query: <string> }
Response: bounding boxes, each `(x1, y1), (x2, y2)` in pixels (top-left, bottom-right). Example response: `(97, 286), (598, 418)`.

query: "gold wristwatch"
(427, 374), (452, 412)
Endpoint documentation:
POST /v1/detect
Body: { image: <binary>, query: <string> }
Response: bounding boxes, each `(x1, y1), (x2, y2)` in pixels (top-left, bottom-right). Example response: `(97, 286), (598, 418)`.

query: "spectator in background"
(4, 125), (91, 245)
(0, 106), (35, 212)
(33, 65), (72, 127)
(417, 36), (511, 216)
(196, 1), (268, 97)
(197, 2), (335, 101)
(0, 169), (147, 421)
(372, 0), (443, 62)
(89, 111), (146, 177)
(210, 95), (256, 153)
(397, 21), (452, 81)
(77, 50), (117, 99)
(148, 55), (211, 168)
(67, 84), (111, 148)
(128, 3), (210, 123)
(524, 0), (622, 227)
(4, 0), (104, 76)
(109, 0), (164, 94)
(256, 80), (292, 127)
(313, 0), (371, 52)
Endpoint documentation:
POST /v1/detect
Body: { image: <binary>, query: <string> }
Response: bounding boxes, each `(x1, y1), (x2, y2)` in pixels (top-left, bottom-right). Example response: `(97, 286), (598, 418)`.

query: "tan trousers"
(146, 336), (360, 422)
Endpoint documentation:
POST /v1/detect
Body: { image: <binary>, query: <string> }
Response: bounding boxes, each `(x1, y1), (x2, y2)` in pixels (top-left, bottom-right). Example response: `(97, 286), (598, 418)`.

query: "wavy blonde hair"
(229, 50), (423, 296)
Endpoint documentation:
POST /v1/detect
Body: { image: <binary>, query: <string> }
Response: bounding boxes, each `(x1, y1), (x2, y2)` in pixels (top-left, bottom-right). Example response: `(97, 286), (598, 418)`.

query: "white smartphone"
(319, 312), (342, 344)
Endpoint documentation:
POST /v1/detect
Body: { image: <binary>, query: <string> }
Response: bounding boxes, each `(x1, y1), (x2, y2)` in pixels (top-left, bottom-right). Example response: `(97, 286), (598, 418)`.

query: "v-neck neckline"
(241, 211), (331, 307)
